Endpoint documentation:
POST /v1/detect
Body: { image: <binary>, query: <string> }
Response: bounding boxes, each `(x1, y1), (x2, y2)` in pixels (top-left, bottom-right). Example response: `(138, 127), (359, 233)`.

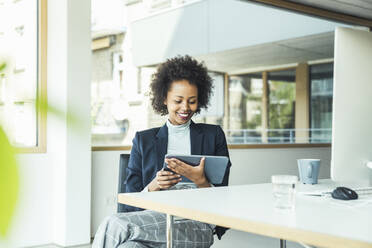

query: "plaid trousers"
(92, 210), (215, 248)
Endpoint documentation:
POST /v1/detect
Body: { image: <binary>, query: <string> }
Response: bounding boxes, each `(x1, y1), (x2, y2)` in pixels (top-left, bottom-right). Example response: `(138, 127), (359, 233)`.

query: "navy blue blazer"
(124, 121), (231, 239)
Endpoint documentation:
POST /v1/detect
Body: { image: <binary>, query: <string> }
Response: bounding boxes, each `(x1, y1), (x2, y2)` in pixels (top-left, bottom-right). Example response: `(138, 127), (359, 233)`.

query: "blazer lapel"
(190, 121), (204, 155)
(154, 124), (168, 170)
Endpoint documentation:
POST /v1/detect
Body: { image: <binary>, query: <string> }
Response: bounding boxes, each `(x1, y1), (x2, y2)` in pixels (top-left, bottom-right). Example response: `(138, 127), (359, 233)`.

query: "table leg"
(280, 239), (287, 248)
(166, 214), (174, 248)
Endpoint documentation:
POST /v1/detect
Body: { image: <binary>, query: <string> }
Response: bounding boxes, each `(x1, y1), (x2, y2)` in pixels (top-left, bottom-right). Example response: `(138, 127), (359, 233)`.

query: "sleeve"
(214, 125), (231, 187)
(123, 132), (145, 212)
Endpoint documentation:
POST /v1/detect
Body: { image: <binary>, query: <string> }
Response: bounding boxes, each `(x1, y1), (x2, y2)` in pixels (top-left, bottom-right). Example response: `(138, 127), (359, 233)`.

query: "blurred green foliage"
(0, 127), (19, 238)
(0, 62), (19, 238)
(0, 60), (82, 239)
(269, 81), (296, 129)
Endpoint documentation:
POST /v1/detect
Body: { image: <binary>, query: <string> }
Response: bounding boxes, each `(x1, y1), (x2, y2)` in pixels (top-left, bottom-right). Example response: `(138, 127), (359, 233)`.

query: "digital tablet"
(163, 154), (229, 184)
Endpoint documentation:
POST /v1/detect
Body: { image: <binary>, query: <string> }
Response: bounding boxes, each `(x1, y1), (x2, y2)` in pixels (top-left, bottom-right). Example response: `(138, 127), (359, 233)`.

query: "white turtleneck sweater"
(166, 119), (191, 156)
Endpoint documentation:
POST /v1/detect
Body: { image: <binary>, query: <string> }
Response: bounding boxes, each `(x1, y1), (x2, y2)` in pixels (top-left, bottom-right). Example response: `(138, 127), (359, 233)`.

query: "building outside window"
(267, 69), (296, 143)
(0, 0), (44, 149)
(227, 73), (263, 144)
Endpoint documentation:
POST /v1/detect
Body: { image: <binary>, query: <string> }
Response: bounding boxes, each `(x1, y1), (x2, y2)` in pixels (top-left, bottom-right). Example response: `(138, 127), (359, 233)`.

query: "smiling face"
(164, 79), (198, 125)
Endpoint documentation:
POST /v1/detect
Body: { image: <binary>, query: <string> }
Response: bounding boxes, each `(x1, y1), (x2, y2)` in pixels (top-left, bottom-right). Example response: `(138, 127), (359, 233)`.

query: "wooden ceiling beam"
(245, 0), (372, 28)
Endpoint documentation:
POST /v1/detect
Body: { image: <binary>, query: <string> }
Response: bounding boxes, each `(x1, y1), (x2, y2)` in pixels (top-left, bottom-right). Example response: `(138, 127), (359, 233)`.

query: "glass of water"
(271, 175), (298, 210)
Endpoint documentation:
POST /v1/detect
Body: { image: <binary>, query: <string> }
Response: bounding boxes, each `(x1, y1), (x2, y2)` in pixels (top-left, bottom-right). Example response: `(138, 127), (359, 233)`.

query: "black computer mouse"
(331, 187), (358, 200)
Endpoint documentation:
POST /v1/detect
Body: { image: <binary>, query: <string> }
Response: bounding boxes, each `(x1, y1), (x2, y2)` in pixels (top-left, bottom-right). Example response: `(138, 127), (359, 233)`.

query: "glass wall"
(91, 59), (334, 146)
(268, 69), (296, 143)
(226, 65), (333, 145)
(227, 73), (262, 144)
(193, 72), (225, 127)
(310, 63), (333, 143)
(226, 69), (297, 144)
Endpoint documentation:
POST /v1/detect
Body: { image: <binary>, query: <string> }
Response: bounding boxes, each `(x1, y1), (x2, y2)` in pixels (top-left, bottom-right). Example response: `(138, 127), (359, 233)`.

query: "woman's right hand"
(148, 170), (182, 192)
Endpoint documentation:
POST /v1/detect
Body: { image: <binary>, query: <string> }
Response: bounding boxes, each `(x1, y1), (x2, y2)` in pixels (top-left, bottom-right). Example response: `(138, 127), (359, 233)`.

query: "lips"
(177, 112), (191, 120)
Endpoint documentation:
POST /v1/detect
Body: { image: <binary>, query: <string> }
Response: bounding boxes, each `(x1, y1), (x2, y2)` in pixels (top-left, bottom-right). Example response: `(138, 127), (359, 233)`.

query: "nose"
(181, 101), (190, 111)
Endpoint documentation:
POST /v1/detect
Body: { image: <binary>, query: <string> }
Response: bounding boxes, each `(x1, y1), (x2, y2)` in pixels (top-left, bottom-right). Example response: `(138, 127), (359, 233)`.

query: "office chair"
(117, 153), (130, 213)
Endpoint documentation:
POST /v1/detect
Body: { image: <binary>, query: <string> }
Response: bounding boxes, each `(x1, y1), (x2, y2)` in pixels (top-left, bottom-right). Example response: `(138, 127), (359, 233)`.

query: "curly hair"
(150, 55), (213, 116)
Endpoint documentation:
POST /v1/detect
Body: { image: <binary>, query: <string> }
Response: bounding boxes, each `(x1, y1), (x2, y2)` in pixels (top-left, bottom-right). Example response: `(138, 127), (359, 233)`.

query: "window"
(310, 63), (333, 143)
(267, 69), (296, 143)
(0, 0), (46, 151)
(193, 72), (225, 126)
(91, 33), (128, 146)
(92, 62), (334, 148)
(227, 73), (263, 144)
(226, 64), (333, 145)
(91, 54), (223, 146)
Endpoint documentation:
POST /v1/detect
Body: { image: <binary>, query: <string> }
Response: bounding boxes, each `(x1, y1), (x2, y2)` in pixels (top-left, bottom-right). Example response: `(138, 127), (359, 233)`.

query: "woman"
(93, 55), (231, 248)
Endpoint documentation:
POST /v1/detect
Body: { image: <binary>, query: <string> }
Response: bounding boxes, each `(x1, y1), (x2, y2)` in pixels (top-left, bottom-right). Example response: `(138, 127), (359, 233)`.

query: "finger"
(165, 158), (181, 163)
(171, 158), (188, 167)
(167, 165), (186, 176)
(158, 170), (174, 177)
(164, 158), (179, 167)
(166, 162), (180, 174)
(171, 159), (194, 172)
(161, 169), (181, 177)
(159, 174), (181, 181)
(172, 159), (190, 170)
(158, 178), (182, 187)
(199, 157), (205, 168)
(167, 158), (188, 168)
(166, 159), (179, 168)
(159, 177), (182, 185)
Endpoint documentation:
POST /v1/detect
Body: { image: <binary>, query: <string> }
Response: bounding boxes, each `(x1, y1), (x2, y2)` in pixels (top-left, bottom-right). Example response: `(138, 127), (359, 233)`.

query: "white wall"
(91, 151), (130, 237)
(7, 155), (54, 247)
(229, 148), (331, 185)
(3, 0), (92, 247)
(91, 147), (331, 238)
(331, 27), (372, 183)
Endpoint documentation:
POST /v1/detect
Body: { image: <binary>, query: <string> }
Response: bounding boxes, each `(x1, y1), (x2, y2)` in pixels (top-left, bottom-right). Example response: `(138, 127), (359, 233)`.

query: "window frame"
(16, 0), (47, 153)
(248, 0), (372, 28)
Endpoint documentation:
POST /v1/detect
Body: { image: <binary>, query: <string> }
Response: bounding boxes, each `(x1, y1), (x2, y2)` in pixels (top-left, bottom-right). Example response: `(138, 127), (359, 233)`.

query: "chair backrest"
(117, 153), (130, 213)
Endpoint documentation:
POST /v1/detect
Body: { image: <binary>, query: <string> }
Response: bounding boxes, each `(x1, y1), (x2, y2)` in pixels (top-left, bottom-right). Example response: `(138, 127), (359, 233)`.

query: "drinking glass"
(271, 175), (298, 210)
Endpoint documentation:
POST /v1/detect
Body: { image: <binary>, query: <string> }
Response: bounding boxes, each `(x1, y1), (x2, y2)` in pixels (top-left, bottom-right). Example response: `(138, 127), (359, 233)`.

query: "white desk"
(118, 180), (372, 248)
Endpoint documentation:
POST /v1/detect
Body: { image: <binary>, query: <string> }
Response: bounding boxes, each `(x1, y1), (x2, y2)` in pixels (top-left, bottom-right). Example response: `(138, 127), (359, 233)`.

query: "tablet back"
(164, 154), (229, 184)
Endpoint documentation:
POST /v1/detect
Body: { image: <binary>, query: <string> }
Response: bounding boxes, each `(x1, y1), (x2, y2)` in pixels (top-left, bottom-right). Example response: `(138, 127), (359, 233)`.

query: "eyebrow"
(175, 96), (197, 98)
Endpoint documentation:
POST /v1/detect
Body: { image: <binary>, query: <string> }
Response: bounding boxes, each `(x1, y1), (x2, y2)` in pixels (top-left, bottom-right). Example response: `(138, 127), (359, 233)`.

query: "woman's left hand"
(164, 157), (211, 188)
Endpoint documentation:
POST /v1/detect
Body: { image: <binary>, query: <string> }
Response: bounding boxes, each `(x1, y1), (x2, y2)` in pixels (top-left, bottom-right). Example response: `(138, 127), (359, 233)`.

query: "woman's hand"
(165, 157), (211, 188)
(148, 170), (182, 192)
